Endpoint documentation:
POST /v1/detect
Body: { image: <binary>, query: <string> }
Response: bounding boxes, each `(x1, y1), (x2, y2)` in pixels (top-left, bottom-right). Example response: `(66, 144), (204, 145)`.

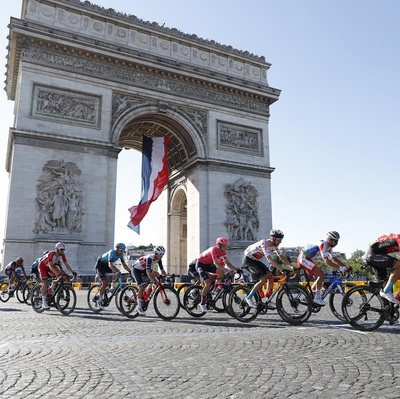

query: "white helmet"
(154, 245), (165, 256)
(55, 242), (66, 250)
(327, 231), (340, 240)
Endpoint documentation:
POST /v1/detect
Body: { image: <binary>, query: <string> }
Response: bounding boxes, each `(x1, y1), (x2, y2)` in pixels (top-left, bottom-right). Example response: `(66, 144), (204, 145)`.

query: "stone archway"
(2, 0), (280, 274)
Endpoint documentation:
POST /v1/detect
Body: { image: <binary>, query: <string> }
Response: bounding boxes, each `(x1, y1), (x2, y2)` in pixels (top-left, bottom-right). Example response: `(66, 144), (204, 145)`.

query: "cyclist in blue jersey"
(95, 243), (130, 309)
(131, 245), (167, 316)
(297, 231), (351, 305)
(30, 251), (49, 283)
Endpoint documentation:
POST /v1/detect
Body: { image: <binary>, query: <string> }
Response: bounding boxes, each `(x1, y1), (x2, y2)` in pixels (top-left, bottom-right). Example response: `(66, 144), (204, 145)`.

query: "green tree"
(348, 249), (373, 279)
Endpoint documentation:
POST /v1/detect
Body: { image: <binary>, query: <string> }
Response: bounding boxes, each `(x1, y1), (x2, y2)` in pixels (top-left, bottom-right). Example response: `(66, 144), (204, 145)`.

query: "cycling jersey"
(38, 250), (67, 269)
(132, 254), (164, 272)
(97, 249), (125, 266)
(197, 246), (227, 266)
(244, 239), (282, 260)
(369, 233), (400, 254)
(301, 240), (334, 260)
(5, 261), (25, 277)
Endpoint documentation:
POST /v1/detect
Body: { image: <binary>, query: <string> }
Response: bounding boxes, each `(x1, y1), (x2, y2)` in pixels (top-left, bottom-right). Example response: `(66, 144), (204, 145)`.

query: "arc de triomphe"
(3, 0), (281, 274)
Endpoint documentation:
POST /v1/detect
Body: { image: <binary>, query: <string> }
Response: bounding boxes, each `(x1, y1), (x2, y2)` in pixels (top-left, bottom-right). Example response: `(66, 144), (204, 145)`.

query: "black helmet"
(270, 229), (284, 239)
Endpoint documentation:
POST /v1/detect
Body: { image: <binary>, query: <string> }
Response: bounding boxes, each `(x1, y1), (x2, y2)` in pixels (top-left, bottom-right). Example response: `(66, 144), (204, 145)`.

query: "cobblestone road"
(0, 290), (399, 399)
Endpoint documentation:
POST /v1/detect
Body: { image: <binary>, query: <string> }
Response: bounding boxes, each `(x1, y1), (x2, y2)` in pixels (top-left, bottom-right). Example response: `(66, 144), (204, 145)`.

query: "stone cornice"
(6, 17), (281, 105)
(34, 0), (268, 63)
(6, 128), (120, 171)
(169, 158), (275, 182)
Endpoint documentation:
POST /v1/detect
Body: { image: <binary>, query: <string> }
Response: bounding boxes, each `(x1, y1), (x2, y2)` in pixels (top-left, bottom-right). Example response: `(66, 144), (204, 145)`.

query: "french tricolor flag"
(128, 136), (170, 234)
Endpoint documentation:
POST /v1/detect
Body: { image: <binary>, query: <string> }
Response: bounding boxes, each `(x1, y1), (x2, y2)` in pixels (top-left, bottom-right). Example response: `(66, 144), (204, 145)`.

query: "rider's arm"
(224, 259), (239, 272)
(121, 260), (130, 273)
(266, 255), (285, 272)
(63, 261), (75, 275)
(158, 260), (167, 277)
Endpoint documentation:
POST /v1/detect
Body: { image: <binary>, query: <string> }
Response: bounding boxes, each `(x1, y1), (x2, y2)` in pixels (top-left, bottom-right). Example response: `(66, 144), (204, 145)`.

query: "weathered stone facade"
(3, 0), (280, 274)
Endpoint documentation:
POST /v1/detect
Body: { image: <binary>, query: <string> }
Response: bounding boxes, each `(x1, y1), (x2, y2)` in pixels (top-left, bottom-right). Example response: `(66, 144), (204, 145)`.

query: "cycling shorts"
(131, 267), (150, 287)
(364, 248), (396, 280)
(196, 261), (216, 282)
(297, 253), (319, 278)
(38, 264), (60, 280)
(95, 258), (112, 281)
(242, 256), (275, 279)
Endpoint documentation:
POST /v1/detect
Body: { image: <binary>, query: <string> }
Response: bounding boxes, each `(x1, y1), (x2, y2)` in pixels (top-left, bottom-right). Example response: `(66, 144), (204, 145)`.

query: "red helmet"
(216, 237), (229, 246)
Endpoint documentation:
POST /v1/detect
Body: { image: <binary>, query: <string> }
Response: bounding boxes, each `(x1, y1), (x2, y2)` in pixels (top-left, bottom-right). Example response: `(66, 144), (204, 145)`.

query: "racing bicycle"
(300, 269), (355, 322)
(119, 275), (180, 320)
(342, 280), (399, 331)
(31, 274), (77, 315)
(227, 268), (313, 325)
(87, 275), (132, 313)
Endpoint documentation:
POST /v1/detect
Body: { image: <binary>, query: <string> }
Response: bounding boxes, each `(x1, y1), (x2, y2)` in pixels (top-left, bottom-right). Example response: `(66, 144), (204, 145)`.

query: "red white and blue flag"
(128, 136), (170, 234)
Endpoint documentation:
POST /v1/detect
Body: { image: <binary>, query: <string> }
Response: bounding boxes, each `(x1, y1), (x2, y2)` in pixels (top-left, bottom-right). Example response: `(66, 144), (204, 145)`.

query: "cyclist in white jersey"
(243, 229), (293, 309)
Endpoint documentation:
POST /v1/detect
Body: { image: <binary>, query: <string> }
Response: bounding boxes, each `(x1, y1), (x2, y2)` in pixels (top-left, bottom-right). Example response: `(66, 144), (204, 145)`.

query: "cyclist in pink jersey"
(365, 233), (400, 303)
(196, 237), (240, 313)
(38, 242), (76, 310)
(297, 231), (350, 305)
(243, 229), (294, 309)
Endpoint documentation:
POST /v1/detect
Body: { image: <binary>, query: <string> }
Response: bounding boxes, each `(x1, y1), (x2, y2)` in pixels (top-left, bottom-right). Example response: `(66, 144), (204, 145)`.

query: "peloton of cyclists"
(130, 245), (167, 316)
(243, 229), (294, 309)
(196, 237), (240, 313)
(94, 242), (130, 309)
(364, 233), (400, 304)
(297, 231), (351, 306)
(37, 242), (77, 310)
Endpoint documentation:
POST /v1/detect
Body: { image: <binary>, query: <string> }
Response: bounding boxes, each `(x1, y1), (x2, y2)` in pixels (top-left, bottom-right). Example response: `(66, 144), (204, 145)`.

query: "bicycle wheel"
(276, 283), (312, 325)
(227, 284), (259, 322)
(87, 284), (103, 313)
(114, 287), (122, 311)
(342, 285), (385, 331)
(31, 284), (45, 313)
(119, 285), (139, 318)
(176, 283), (191, 308)
(0, 282), (11, 302)
(23, 282), (35, 305)
(55, 286), (76, 315)
(16, 284), (25, 303)
(153, 286), (180, 320)
(183, 285), (206, 317)
(328, 282), (355, 322)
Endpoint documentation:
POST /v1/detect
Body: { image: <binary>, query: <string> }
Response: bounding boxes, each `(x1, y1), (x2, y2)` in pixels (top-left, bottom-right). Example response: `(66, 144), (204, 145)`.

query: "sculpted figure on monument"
(224, 178), (259, 241)
(34, 160), (84, 234)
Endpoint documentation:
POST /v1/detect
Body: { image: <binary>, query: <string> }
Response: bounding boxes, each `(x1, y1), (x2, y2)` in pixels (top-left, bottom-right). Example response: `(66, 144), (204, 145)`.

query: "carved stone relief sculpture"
(224, 178), (259, 241)
(34, 160), (84, 234)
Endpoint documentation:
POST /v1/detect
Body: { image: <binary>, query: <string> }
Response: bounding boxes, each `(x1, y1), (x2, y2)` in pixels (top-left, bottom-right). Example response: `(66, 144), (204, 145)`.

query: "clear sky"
(0, 0), (399, 259)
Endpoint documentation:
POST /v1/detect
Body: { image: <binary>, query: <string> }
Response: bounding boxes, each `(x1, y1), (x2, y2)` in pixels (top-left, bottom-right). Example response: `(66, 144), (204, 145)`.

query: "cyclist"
(243, 229), (294, 309)
(38, 242), (77, 310)
(297, 231), (350, 305)
(365, 233), (400, 304)
(196, 237), (240, 313)
(4, 257), (28, 295)
(187, 258), (201, 284)
(30, 251), (49, 284)
(130, 245), (167, 316)
(94, 243), (130, 309)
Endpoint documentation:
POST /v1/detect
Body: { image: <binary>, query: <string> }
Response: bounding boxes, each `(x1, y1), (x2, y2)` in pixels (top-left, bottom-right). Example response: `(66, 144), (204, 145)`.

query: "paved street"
(0, 290), (399, 399)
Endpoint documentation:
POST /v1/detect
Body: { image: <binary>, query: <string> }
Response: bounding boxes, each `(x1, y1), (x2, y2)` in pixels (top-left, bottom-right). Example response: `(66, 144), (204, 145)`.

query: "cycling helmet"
(55, 242), (66, 250)
(15, 257), (23, 265)
(216, 237), (229, 246)
(115, 243), (126, 251)
(327, 231), (340, 240)
(154, 245), (166, 256)
(270, 229), (284, 239)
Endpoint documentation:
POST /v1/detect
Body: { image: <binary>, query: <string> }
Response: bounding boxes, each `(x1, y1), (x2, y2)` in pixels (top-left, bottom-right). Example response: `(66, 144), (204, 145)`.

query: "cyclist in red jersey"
(365, 233), (400, 304)
(196, 237), (240, 313)
(38, 242), (76, 310)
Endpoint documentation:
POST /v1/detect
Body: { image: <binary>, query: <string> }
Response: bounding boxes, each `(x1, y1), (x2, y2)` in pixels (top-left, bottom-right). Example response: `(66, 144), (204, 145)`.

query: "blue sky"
(0, 1), (399, 258)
